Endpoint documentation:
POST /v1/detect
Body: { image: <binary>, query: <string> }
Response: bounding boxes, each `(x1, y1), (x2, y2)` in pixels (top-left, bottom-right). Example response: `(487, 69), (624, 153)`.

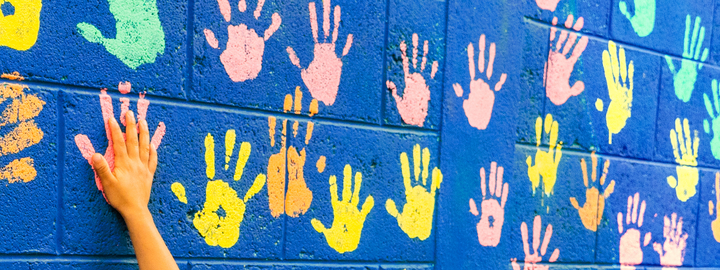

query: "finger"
(561, 32), (577, 56)
(351, 171), (362, 206)
(495, 73), (507, 91)
(478, 35), (485, 74)
(602, 50), (615, 95)
(108, 117), (128, 161)
(341, 34), (353, 56)
(430, 167), (442, 196)
(580, 158), (589, 188)
(243, 174), (266, 202)
(569, 36), (589, 63)
(469, 199), (479, 216)
(308, 2), (318, 43)
(664, 215), (671, 238)
(311, 219), (327, 233)
(628, 59), (634, 92)
(693, 130), (700, 157)
(138, 120), (150, 165)
(421, 40), (428, 72)
(331, 5), (340, 44)
(495, 165), (504, 197)
(386, 199), (399, 217)
(549, 249), (560, 262)
(540, 224), (553, 256)
(599, 159), (610, 186)
(532, 216), (542, 253)
(263, 13), (281, 41)
(626, 195), (632, 225)
(401, 41), (410, 78)
(413, 144), (421, 184)
(148, 144), (158, 175)
(204, 29), (219, 49)
(400, 152), (411, 192)
(125, 111), (139, 159)
(603, 180), (616, 198)
(74, 134), (97, 162)
(322, 0), (330, 38)
(92, 153), (116, 188)
(489, 162), (497, 197)
(632, 192), (639, 223)
(487, 42), (496, 79)
(287, 47), (302, 68)
(421, 147), (430, 186)
(683, 15), (691, 56)
(151, 122), (166, 151)
(467, 43), (476, 80)
(591, 152), (598, 182)
(714, 79), (720, 113)
(695, 25), (706, 60)
(521, 222), (530, 256)
(638, 200), (646, 227)
(683, 119), (692, 156)
(329, 175), (338, 203)
(205, 133), (216, 180)
(570, 197), (580, 210)
(360, 195), (375, 219)
(690, 16), (700, 57)
(619, 46), (627, 86)
(480, 166), (487, 198)
(412, 34), (419, 69)
(342, 165), (352, 203)
(500, 183), (508, 208)
(617, 212), (624, 233)
(670, 213), (678, 239)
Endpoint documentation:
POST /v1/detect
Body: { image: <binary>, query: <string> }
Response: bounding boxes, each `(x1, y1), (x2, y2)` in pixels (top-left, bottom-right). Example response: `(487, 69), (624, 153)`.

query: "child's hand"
(91, 111), (157, 218)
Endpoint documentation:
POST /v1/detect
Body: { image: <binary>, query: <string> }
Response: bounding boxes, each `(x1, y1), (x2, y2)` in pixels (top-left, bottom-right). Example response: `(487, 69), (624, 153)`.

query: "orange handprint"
(286, 0), (353, 106)
(452, 34), (507, 130)
(653, 213), (688, 269)
(618, 192), (652, 270)
(469, 162), (508, 247)
(544, 15), (588, 106)
(569, 152), (616, 232)
(74, 82), (166, 197)
(710, 172), (720, 242)
(386, 33), (438, 127)
(510, 215), (560, 270)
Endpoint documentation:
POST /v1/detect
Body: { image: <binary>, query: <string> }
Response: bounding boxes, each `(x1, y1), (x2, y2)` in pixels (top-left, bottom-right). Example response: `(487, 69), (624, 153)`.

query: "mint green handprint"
(665, 15), (709, 103)
(618, 0), (655, 37)
(76, 0), (165, 69)
(703, 79), (720, 160)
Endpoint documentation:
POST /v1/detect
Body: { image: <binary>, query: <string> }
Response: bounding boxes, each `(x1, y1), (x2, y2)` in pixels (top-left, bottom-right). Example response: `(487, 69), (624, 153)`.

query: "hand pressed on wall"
(526, 114), (563, 197)
(385, 144), (442, 241)
(666, 118), (699, 202)
(618, 192), (651, 270)
(665, 15), (709, 103)
(619, 0), (656, 37)
(469, 162), (508, 247)
(510, 215), (560, 270)
(203, 0), (281, 82)
(386, 33), (438, 127)
(452, 34), (507, 130)
(600, 40), (634, 144)
(653, 213), (688, 268)
(569, 152), (615, 232)
(286, 0), (353, 106)
(703, 80), (720, 160)
(312, 164), (374, 254)
(544, 15), (589, 106)
(0, 0), (42, 50)
(709, 172), (720, 243)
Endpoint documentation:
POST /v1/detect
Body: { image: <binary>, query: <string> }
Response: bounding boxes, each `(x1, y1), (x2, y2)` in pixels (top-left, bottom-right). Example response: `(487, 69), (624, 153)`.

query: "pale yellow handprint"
(0, 0), (42, 50)
(666, 118), (699, 202)
(569, 152), (615, 232)
(312, 164), (374, 253)
(599, 40), (634, 144)
(709, 172), (720, 242)
(385, 144), (442, 241)
(526, 114), (563, 196)
(172, 130), (266, 248)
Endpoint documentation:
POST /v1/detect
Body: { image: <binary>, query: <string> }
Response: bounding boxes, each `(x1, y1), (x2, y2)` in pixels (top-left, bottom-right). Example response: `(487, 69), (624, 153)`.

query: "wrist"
(120, 207), (153, 224)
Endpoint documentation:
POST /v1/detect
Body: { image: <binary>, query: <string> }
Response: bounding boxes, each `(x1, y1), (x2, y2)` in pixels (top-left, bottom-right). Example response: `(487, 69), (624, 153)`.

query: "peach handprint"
(386, 33), (438, 127)
(544, 15), (589, 106)
(204, 0), (281, 82)
(536, 0), (562, 11)
(510, 215), (560, 270)
(286, 0), (353, 106)
(653, 213), (688, 269)
(569, 152), (616, 232)
(452, 34), (507, 130)
(710, 172), (720, 242)
(469, 162), (508, 247)
(526, 114), (563, 196)
(618, 192), (652, 270)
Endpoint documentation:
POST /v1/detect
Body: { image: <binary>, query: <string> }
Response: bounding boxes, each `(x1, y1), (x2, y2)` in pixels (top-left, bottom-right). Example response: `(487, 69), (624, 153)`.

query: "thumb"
(91, 153), (116, 187)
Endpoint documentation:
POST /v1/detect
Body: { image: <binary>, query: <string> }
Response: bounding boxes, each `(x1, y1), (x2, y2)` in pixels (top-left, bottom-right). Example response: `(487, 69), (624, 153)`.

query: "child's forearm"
(123, 209), (179, 270)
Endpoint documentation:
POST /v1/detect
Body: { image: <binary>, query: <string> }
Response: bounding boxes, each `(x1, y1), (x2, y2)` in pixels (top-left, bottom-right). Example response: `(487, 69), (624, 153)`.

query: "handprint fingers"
(328, 175), (339, 204)
(532, 215), (542, 252)
(413, 144), (421, 184)
(487, 43), (496, 79)
(263, 14), (282, 41)
(331, 6), (340, 44)
(421, 147), (430, 185)
(74, 135), (97, 162)
(308, 2), (319, 43)
(520, 221), (531, 255)
(467, 42), (476, 80)
(351, 169), (362, 206)
(401, 41), (410, 76)
(603, 180), (616, 198)
(580, 158), (589, 187)
(243, 174), (267, 202)
(488, 162), (496, 197)
(469, 199), (479, 216)
(342, 34), (353, 57)
(412, 34), (419, 69)
(480, 166), (487, 198)
(400, 152), (412, 192)
(360, 195), (374, 219)
(322, 0), (331, 38)
(494, 165), (504, 197)
(540, 223), (553, 256)
(311, 218), (328, 233)
(341, 165), (354, 203)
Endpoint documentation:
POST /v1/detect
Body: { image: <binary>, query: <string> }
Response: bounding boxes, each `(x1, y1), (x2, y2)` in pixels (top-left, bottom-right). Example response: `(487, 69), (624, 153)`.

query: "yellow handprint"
(0, 0), (41, 50)
(173, 130), (266, 248)
(709, 172), (720, 242)
(526, 114), (563, 196)
(311, 164), (374, 254)
(385, 144), (442, 241)
(666, 118), (699, 202)
(600, 40), (634, 144)
(569, 152), (615, 232)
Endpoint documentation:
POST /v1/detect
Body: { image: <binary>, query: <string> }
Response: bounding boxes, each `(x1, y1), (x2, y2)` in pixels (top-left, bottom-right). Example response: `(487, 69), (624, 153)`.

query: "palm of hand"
(674, 60), (700, 102)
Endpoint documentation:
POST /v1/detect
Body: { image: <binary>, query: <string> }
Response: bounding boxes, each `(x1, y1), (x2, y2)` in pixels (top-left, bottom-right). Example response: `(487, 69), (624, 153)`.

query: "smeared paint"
(385, 144), (442, 241)
(535, 0), (562, 11)
(710, 172), (720, 242)
(76, 0), (165, 69)
(595, 98), (604, 111)
(665, 15), (709, 103)
(526, 114), (563, 197)
(1, 72), (24, 81)
(316, 155), (326, 173)
(653, 213), (688, 267)
(452, 34), (507, 130)
(386, 33), (438, 127)
(510, 215), (560, 270)
(286, 0), (353, 105)
(619, 0), (655, 37)
(469, 162), (508, 247)
(618, 192), (651, 269)
(0, 0), (41, 50)
(703, 80), (720, 160)
(601, 41), (633, 144)
(666, 118), (699, 202)
(311, 164), (374, 253)
(0, 82), (44, 184)
(171, 182), (187, 204)
(569, 152), (615, 232)
(544, 15), (588, 106)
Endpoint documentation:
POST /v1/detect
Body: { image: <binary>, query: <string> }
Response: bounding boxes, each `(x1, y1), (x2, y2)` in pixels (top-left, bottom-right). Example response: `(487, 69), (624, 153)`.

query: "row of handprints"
(2, 0), (720, 268)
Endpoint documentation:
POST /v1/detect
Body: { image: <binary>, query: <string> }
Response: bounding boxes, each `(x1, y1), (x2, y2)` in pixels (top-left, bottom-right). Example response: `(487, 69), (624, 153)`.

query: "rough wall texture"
(0, 0), (719, 269)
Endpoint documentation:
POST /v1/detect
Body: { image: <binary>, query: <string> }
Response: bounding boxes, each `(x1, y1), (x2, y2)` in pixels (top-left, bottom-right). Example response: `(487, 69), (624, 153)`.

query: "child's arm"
(91, 111), (179, 270)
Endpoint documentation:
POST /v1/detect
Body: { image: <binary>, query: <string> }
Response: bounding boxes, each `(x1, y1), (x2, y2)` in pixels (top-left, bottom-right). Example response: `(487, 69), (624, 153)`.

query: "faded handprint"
(665, 15), (709, 103)
(312, 164), (374, 253)
(172, 130), (266, 248)
(266, 87), (317, 218)
(703, 80), (720, 160)
(709, 172), (720, 242)
(526, 114), (563, 196)
(286, 0), (353, 106)
(618, 192), (652, 270)
(469, 162), (508, 247)
(535, 0), (562, 11)
(75, 82), (166, 198)
(666, 118), (699, 202)
(600, 40), (634, 144)
(510, 215), (560, 270)
(0, 0), (41, 50)
(76, 0), (165, 69)
(386, 33), (438, 127)
(203, 0), (281, 82)
(569, 152), (616, 232)
(653, 213), (688, 268)
(452, 34), (507, 130)
(619, 0), (656, 37)
(385, 144), (442, 241)
(544, 15), (589, 106)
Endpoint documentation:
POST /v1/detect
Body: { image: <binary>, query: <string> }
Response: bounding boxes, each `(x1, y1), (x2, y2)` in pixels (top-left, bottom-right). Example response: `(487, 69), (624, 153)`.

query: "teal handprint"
(618, 0), (655, 37)
(704, 79), (720, 160)
(665, 15), (709, 103)
(77, 0), (165, 69)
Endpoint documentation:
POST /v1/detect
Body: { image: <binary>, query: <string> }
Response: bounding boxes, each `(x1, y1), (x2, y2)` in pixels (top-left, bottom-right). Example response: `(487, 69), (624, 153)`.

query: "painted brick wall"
(0, 0), (719, 269)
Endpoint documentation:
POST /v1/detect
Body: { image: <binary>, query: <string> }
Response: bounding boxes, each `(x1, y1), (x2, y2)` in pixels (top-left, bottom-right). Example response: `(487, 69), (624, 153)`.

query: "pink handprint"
(618, 192), (652, 270)
(653, 213), (688, 269)
(544, 15), (588, 106)
(74, 82), (166, 198)
(386, 34), (438, 127)
(452, 34), (507, 130)
(469, 162), (508, 247)
(204, 0), (282, 82)
(286, 0), (353, 106)
(511, 215), (560, 270)
(536, 0), (562, 11)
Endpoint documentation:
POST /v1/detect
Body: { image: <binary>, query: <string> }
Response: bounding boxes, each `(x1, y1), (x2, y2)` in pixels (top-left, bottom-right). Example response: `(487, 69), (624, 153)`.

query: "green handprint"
(665, 15), (709, 103)
(76, 0), (165, 69)
(703, 79), (720, 160)
(618, 0), (655, 37)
